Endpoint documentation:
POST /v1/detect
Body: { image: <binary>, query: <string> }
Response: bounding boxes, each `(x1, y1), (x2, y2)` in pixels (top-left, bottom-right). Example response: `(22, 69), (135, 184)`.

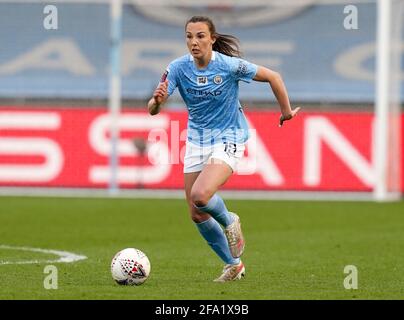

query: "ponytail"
(213, 33), (242, 58)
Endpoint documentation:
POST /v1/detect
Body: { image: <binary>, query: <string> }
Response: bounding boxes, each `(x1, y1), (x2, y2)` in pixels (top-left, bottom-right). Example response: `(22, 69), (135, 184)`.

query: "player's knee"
(190, 187), (211, 207)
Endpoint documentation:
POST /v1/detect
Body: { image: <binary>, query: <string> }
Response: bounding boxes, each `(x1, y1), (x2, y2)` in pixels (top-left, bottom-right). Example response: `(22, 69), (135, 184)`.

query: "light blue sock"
(195, 218), (240, 265)
(195, 194), (234, 228)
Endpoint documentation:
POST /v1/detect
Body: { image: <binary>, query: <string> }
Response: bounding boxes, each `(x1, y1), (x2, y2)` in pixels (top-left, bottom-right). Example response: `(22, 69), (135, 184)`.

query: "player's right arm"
(148, 79), (169, 115)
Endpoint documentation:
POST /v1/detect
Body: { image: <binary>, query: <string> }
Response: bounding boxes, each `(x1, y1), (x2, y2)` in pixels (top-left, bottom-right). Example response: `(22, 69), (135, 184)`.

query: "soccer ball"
(111, 248), (151, 285)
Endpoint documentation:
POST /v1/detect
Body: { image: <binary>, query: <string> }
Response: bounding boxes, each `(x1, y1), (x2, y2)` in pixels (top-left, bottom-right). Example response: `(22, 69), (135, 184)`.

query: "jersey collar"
(189, 51), (216, 61)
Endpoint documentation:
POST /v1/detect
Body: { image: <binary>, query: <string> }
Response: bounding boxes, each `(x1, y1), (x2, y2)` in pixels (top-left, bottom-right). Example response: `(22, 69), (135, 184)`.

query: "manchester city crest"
(213, 75), (223, 85)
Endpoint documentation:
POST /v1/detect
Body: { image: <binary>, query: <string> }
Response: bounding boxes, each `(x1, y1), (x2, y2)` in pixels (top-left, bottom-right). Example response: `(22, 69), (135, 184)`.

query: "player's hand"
(153, 79), (168, 105)
(279, 107), (301, 127)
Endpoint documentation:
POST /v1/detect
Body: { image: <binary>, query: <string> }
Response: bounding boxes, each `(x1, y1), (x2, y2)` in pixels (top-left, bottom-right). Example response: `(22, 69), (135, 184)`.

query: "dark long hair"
(185, 16), (242, 58)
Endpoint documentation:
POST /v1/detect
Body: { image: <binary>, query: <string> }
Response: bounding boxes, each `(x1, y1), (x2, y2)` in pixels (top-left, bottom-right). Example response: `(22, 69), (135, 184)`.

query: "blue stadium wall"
(0, 2), (400, 103)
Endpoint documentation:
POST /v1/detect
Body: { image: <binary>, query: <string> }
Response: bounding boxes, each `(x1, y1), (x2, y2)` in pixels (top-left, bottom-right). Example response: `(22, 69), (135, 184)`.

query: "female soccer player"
(148, 16), (300, 282)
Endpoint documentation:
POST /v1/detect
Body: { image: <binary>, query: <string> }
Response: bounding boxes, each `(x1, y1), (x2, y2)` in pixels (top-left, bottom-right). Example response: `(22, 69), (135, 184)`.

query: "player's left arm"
(253, 66), (300, 127)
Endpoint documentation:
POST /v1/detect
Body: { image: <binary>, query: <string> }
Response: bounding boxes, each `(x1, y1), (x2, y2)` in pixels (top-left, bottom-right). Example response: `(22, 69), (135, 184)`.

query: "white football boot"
(224, 212), (245, 258)
(213, 261), (245, 282)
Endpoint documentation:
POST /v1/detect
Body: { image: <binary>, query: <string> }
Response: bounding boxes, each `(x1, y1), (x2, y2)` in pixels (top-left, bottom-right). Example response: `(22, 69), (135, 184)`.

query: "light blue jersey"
(165, 51), (258, 146)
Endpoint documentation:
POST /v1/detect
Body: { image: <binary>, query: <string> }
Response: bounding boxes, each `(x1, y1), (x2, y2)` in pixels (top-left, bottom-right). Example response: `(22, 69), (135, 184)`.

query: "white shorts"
(183, 141), (246, 173)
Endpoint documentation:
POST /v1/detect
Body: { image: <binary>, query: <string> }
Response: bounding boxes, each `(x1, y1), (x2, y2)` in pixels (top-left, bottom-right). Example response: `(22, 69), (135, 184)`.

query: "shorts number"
(224, 143), (237, 156)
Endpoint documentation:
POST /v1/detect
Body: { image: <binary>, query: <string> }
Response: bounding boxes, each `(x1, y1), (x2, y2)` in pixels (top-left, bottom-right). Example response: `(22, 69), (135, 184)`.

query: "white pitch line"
(0, 245), (87, 265)
(0, 186), (377, 201)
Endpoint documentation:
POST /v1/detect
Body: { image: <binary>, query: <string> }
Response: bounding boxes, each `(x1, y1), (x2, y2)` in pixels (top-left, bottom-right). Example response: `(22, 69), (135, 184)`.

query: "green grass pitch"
(0, 196), (403, 300)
